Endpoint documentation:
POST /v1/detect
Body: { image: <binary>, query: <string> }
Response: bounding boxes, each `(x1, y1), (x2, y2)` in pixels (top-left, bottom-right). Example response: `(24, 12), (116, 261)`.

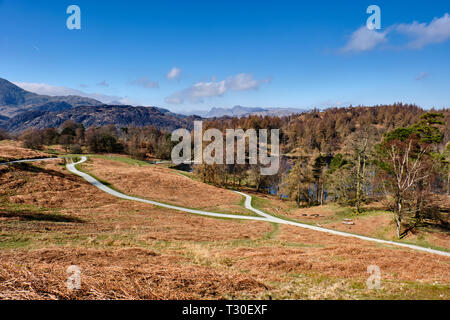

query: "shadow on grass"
(2, 161), (94, 187)
(6, 162), (68, 177)
(0, 210), (85, 223)
(416, 221), (450, 233)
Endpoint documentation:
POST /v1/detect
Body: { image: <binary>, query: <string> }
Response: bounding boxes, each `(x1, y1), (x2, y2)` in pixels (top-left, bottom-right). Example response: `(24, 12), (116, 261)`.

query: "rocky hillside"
(0, 78), (102, 118)
(5, 105), (201, 133)
(0, 77), (201, 132)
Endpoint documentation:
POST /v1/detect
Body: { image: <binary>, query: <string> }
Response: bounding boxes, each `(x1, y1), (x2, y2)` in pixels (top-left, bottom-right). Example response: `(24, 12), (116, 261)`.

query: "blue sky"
(1, 0), (449, 113)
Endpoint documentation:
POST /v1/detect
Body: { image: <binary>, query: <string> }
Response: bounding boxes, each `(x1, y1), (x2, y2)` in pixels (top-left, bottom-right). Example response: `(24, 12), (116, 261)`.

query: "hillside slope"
(0, 78), (102, 118)
(0, 144), (449, 300)
(5, 105), (200, 132)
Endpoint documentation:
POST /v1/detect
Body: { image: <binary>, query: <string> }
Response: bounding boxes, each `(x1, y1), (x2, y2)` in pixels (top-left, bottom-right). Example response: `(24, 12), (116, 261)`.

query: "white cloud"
(313, 100), (352, 109)
(395, 13), (450, 48)
(341, 26), (387, 53)
(226, 73), (263, 91)
(112, 97), (137, 105)
(164, 96), (184, 105)
(416, 72), (429, 81)
(97, 80), (109, 87)
(14, 82), (82, 96)
(167, 67), (182, 80)
(165, 73), (269, 104)
(128, 77), (159, 89)
(341, 13), (450, 53)
(13, 82), (134, 105)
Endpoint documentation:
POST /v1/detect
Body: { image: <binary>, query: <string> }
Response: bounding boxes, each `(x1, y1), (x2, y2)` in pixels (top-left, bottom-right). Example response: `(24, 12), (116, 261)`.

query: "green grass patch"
(66, 153), (151, 167)
(264, 222), (280, 240)
(88, 154), (150, 167)
(73, 160), (259, 219)
(394, 238), (450, 253)
(0, 234), (32, 249)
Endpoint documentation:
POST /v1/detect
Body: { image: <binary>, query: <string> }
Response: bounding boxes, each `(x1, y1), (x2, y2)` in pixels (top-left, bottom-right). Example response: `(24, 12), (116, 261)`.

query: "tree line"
(191, 104), (449, 238)
(14, 120), (174, 160)
(3, 103), (448, 238)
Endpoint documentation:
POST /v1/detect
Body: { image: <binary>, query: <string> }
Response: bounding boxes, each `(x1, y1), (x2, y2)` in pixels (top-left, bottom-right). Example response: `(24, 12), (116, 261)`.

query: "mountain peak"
(0, 77), (103, 118)
(0, 77), (38, 106)
(186, 105), (306, 118)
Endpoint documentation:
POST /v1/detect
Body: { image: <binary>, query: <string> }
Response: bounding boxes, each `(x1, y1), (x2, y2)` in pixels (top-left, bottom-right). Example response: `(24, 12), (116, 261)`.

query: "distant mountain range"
(187, 105), (306, 118)
(0, 78), (200, 132)
(5, 105), (200, 133)
(0, 77), (304, 133)
(0, 78), (102, 118)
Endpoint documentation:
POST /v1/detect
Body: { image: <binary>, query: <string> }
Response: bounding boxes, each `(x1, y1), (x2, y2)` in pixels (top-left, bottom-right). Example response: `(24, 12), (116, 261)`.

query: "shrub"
(69, 144), (82, 154)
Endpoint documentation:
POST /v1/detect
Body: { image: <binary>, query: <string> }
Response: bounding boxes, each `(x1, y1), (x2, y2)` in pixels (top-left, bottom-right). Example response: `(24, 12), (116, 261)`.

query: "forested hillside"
(4, 103), (449, 239)
(196, 104), (449, 238)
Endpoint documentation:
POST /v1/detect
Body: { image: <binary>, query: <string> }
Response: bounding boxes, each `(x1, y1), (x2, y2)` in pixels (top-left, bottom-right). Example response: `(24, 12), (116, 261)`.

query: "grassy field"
(0, 142), (449, 299)
(249, 192), (450, 253)
(78, 157), (257, 216)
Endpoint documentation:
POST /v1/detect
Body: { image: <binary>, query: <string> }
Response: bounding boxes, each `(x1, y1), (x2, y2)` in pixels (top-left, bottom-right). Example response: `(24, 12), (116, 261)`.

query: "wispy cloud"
(311, 100), (353, 109)
(167, 67), (182, 80)
(97, 80), (109, 87)
(165, 96), (184, 105)
(165, 73), (270, 104)
(341, 26), (388, 53)
(416, 72), (429, 81)
(13, 82), (134, 105)
(341, 13), (450, 53)
(128, 77), (159, 89)
(395, 13), (450, 48)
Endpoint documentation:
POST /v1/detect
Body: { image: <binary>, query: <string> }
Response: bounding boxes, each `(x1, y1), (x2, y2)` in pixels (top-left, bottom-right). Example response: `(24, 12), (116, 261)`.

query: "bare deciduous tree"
(386, 139), (429, 237)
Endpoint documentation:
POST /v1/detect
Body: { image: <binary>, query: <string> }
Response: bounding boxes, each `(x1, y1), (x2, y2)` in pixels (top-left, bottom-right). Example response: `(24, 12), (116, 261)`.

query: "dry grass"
(0, 148), (449, 300)
(0, 158), (273, 299)
(0, 140), (52, 161)
(251, 194), (450, 250)
(0, 161), (271, 242)
(0, 248), (268, 300)
(81, 157), (250, 214)
(229, 226), (450, 282)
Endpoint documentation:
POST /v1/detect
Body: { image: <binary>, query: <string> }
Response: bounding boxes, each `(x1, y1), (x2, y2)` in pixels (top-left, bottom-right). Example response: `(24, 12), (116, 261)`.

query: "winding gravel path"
(67, 157), (268, 222)
(236, 191), (450, 257)
(2, 156), (449, 257)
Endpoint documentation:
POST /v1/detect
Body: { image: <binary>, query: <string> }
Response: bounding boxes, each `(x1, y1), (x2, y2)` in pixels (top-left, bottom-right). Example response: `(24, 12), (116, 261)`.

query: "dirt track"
(2, 156), (449, 257)
(1, 155), (449, 299)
